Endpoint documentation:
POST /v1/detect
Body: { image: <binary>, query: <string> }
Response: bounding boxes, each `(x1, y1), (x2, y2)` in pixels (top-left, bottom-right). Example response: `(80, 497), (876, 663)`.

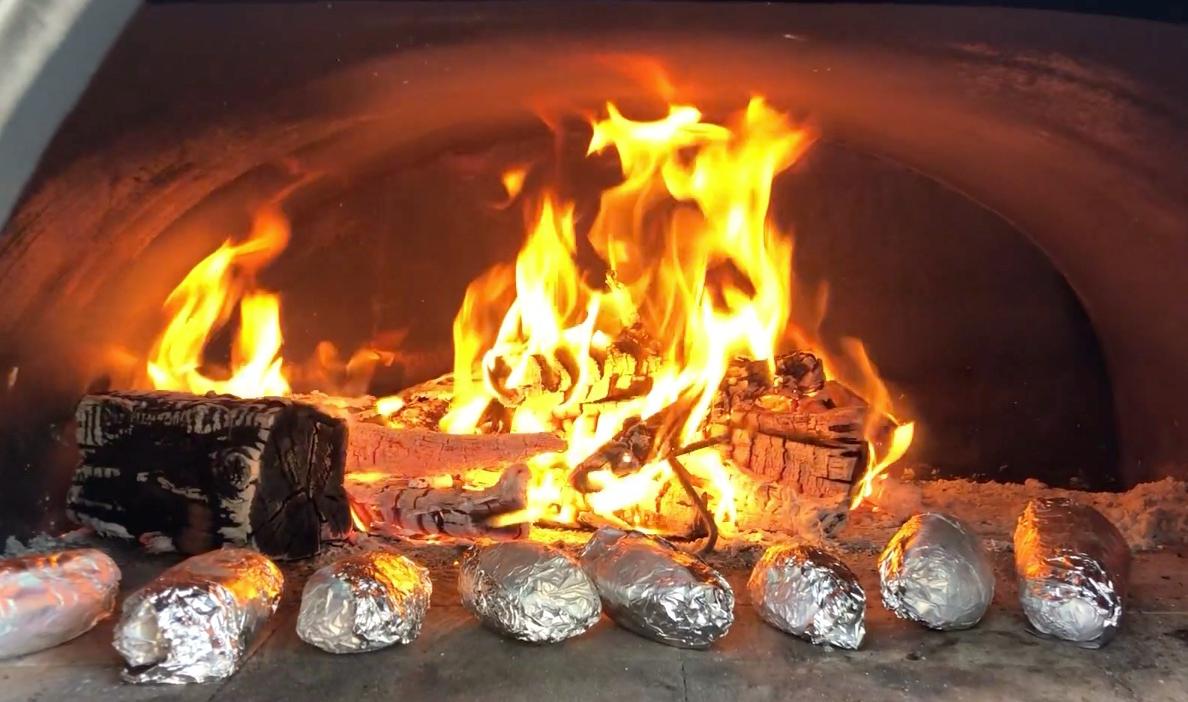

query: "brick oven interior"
(1, 2), (1186, 700)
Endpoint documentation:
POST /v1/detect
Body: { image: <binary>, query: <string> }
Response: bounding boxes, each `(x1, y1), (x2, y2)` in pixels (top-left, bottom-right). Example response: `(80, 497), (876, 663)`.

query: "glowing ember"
(375, 395), (406, 417)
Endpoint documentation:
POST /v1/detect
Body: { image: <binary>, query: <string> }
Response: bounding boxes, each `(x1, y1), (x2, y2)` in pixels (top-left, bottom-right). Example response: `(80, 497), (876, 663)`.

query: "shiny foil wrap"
(113, 548), (283, 684)
(1014, 498), (1131, 648)
(459, 541), (600, 643)
(580, 528), (734, 649)
(297, 551), (432, 653)
(879, 513), (994, 630)
(747, 543), (865, 649)
(0, 549), (121, 659)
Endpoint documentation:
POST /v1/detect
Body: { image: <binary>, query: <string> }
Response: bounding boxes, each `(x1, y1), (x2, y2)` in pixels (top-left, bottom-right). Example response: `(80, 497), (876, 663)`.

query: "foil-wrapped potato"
(581, 528), (733, 649)
(748, 542), (865, 649)
(1015, 498), (1130, 648)
(879, 513), (994, 630)
(298, 551), (432, 653)
(460, 541), (600, 643)
(114, 548), (283, 684)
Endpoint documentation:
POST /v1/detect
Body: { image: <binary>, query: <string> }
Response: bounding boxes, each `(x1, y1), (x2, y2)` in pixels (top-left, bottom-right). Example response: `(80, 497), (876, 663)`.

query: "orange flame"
(144, 96), (915, 533)
(146, 205), (403, 400)
(446, 98), (815, 530)
(822, 338), (916, 510)
(147, 208), (291, 397)
(851, 422), (916, 510)
(500, 166), (529, 203)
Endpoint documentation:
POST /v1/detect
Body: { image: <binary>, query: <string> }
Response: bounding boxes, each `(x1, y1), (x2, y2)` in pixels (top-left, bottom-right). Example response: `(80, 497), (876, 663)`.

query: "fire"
(146, 207), (399, 400)
(823, 338), (916, 511)
(375, 395), (406, 417)
(445, 98), (820, 531)
(500, 166), (528, 203)
(147, 208), (291, 398)
(348, 502), (370, 533)
(851, 422), (917, 510)
(144, 95), (915, 537)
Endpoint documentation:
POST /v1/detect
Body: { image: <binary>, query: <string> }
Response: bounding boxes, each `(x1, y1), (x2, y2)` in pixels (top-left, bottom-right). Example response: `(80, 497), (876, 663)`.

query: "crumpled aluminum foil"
(0, 549), (121, 659)
(879, 513), (994, 630)
(1014, 498), (1131, 648)
(747, 543), (865, 649)
(113, 548), (283, 684)
(297, 551), (432, 653)
(580, 527), (733, 649)
(459, 541), (600, 644)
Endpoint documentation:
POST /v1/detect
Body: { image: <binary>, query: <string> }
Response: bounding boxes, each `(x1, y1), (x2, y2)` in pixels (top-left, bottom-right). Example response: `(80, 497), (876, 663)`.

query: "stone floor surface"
(3, 547), (1188, 702)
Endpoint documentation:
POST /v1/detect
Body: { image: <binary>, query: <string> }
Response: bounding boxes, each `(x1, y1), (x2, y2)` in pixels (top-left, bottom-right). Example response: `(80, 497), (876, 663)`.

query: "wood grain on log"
(725, 399), (867, 496)
(344, 422), (564, 476)
(292, 390), (565, 476)
(713, 372), (893, 499)
(346, 464), (530, 540)
(67, 390), (350, 559)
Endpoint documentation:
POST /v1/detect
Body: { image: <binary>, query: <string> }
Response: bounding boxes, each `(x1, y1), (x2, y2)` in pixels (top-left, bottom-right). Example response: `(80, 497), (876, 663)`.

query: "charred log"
(569, 414), (666, 492)
(716, 377), (897, 499)
(292, 390), (564, 475)
(368, 374), (455, 430)
(710, 354), (886, 498)
(485, 325), (661, 409)
(346, 464), (530, 540)
(344, 422), (564, 476)
(67, 390), (350, 559)
(717, 351), (826, 409)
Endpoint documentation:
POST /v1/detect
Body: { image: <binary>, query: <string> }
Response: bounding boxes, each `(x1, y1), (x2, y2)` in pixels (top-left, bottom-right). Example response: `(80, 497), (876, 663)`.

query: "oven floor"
(3, 546), (1187, 702)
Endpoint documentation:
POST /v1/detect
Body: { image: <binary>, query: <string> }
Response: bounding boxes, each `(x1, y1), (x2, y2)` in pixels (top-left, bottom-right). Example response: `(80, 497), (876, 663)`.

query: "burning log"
(718, 352), (827, 401)
(366, 331), (658, 436)
(725, 399), (867, 498)
(366, 374), (454, 430)
(566, 409), (727, 545)
(291, 390), (564, 476)
(712, 353), (896, 499)
(311, 348), (888, 543)
(569, 414), (668, 492)
(638, 468), (850, 539)
(640, 460), (848, 537)
(344, 422), (563, 477)
(346, 464), (531, 540)
(67, 390), (350, 559)
(569, 351), (873, 501)
(564, 351), (874, 540)
(485, 325), (661, 409)
(571, 479), (708, 541)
